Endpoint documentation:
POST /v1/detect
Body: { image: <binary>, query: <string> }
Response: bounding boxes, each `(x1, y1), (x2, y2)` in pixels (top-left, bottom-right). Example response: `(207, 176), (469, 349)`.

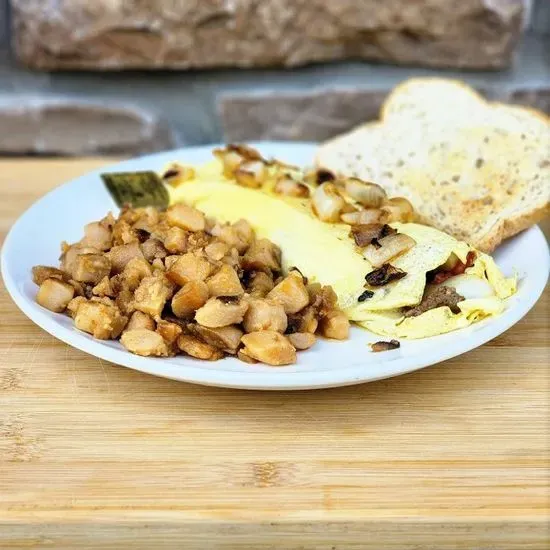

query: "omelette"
(165, 154), (516, 340)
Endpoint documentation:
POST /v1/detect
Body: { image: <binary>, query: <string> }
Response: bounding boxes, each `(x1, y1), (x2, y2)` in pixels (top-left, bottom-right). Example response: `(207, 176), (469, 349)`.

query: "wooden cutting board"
(1, 159), (549, 550)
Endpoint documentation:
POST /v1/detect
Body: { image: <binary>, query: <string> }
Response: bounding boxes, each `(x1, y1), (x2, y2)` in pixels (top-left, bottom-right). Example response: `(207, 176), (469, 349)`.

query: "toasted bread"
(316, 78), (550, 251)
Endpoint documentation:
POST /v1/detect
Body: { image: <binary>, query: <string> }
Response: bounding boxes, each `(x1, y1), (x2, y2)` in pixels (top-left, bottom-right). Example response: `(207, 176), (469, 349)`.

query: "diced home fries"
(32, 203), (349, 366)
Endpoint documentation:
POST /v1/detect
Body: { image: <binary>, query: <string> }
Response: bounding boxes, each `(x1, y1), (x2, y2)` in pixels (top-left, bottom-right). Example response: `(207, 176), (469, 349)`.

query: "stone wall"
(11, 0), (527, 71)
(0, 0), (548, 155)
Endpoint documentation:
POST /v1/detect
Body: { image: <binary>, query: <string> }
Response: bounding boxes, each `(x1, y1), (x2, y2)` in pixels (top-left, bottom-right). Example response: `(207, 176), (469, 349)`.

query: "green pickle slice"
(101, 171), (169, 209)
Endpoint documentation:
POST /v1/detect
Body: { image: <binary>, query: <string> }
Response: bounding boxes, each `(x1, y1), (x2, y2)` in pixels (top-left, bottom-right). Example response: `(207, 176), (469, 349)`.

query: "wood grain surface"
(0, 159), (549, 550)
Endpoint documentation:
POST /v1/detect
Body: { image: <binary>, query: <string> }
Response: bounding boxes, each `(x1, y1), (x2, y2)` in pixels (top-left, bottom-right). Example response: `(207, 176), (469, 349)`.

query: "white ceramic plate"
(2, 142), (549, 390)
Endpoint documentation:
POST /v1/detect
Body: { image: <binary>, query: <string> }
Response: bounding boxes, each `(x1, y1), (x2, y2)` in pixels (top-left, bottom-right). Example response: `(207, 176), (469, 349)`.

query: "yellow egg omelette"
(167, 158), (516, 339)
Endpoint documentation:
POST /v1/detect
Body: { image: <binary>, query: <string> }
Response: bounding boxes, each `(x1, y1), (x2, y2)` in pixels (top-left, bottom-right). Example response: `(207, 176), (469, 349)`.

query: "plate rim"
(2, 142), (549, 390)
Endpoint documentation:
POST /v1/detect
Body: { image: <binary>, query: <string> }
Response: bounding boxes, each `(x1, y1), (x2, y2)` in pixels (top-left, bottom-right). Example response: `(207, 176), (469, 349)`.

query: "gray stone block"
(12, 0), (526, 70)
(0, 100), (176, 155)
(220, 85), (549, 143)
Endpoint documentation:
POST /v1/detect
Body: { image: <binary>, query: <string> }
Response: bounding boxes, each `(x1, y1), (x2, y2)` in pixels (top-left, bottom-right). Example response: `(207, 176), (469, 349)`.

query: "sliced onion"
(382, 197), (415, 223)
(344, 178), (387, 208)
(341, 208), (384, 225)
(312, 183), (345, 222)
(363, 233), (416, 267)
(440, 274), (494, 299)
(274, 175), (310, 197)
(213, 149), (243, 178)
(234, 160), (267, 188)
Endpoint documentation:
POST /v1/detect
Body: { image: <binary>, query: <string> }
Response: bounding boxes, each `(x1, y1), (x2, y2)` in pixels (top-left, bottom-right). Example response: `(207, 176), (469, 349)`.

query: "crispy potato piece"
(319, 310), (349, 340)
(121, 257), (153, 291)
(126, 310), (156, 332)
(267, 271), (309, 314)
(151, 258), (165, 272)
(247, 271), (274, 297)
(141, 238), (167, 262)
(287, 306), (318, 334)
(171, 281), (209, 319)
(156, 320), (183, 345)
(193, 325), (243, 354)
(107, 242), (144, 274)
(237, 349), (257, 364)
(67, 296), (87, 318)
(206, 264), (244, 297)
(92, 276), (114, 297)
(71, 254), (111, 284)
(36, 278), (75, 313)
(112, 219), (138, 245)
(177, 334), (224, 361)
(243, 299), (287, 333)
(287, 332), (316, 350)
(240, 331), (296, 366)
(308, 284), (338, 317)
(211, 222), (252, 254)
(133, 275), (173, 318)
(195, 297), (249, 328)
(166, 253), (213, 286)
(242, 239), (281, 273)
(60, 244), (100, 275)
(166, 204), (205, 232)
(164, 226), (187, 254)
(74, 301), (128, 339)
(121, 329), (169, 357)
(82, 221), (112, 251)
(32, 265), (67, 286)
(115, 288), (135, 316)
(205, 241), (230, 262)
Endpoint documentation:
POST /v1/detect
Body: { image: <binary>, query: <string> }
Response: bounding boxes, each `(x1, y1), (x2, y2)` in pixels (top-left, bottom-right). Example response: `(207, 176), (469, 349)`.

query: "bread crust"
(315, 78), (550, 250)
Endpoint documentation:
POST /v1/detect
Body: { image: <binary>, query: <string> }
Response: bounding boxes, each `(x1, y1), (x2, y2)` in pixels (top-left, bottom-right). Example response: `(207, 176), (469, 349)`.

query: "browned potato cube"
(193, 325), (243, 354)
(287, 306), (318, 334)
(206, 264), (244, 297)
(240, 331), (296, 366)
(242, 239), (281, 272)
(61, 244), (101, 275)
(141, 238), (167, 262)
(36, 278), (75, 313)
(319, 310), (349, 340)
(166, 203), (205, 232)
(74, 301), (128, 339)
(126, 311), (156, 332)
(237, 349), (257, 364)
(112, 219), (138, 245)
(82, 221), (112, 251)
(247, 271), (274, 297)
(243, 299), (287, 333)
(71, 254), (111, 284)
(156, 320), (183, 345)
(166, 253), (213, 286)
(195, 297), (249, 328)
(287, 332), (316, 350)
(121, 257), (153, 291)
(67, 296), (87, 318)
(171, 281), (209, 319)
(133, 275), (173, 318)
(115, 288), (135, 316)
(267, 271), (309, 314)
(92, 276), (114, 297)
(120, 329), (169, 357)
(32, 265), (67, 286)
(204, 241), (229, 262)
(164, 226), (187, 254)
(107, 242), (144, 274)
(177, 334), (224, 361)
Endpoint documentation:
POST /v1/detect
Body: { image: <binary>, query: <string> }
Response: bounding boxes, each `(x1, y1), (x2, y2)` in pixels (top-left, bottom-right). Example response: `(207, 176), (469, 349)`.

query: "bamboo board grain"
(0, 159), (549, 550)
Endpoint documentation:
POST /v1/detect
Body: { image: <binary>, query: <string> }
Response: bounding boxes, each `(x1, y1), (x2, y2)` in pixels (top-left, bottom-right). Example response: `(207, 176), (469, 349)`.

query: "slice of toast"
(316, 78), (550, 251)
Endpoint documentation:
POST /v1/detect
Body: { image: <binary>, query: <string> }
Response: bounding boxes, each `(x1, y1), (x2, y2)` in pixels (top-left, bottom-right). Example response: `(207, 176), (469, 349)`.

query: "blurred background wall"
(0, 0), (548, 156)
